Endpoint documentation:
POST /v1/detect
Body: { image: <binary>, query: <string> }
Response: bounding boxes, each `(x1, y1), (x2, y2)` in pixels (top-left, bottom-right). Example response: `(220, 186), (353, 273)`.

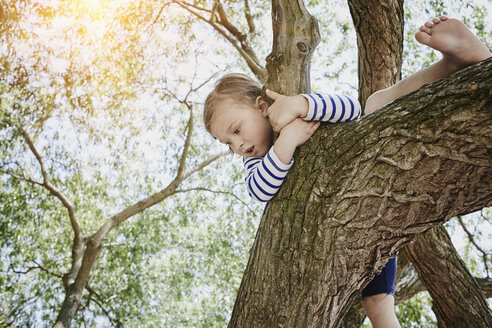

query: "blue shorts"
(361, 257), (397, 299)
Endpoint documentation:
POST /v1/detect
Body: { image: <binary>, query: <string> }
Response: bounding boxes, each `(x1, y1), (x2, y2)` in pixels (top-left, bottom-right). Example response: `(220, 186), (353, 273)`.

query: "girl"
(203, 17), (490, 327)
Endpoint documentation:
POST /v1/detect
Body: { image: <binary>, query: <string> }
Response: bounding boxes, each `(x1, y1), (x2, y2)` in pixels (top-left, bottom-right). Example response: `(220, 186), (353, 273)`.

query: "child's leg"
(365, 16), (491, 114)
(361, 258), (400, 328)
(363, 294), (400, 328)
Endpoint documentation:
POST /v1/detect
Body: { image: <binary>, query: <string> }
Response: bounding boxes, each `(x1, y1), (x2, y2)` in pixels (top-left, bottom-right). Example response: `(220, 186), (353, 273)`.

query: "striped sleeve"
(243, 147), (293, 202)
(301, 93), (361, 122)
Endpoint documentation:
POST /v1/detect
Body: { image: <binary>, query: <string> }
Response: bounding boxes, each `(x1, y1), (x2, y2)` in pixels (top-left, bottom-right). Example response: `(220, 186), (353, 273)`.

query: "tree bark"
(406, 225), (492, 328)
(265, 0), (320, 95)
(345, 3), (491, 327)
(348, 0), (404, 109)
(340, 4), (404, 326)
(228, 58), (492, 328)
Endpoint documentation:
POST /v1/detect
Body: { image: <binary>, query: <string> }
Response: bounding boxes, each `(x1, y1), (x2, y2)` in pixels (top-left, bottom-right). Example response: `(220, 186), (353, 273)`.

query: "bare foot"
(415, 16), (491, 72)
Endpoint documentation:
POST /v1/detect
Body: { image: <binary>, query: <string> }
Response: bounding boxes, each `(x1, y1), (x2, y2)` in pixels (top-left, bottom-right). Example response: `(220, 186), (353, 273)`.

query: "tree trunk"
(54, 239), (103, 328)
(348, 0), (404, 109)
(228, 58), (492, 328)
(406, 225), (492, 327)
(265, 0), (320, 95)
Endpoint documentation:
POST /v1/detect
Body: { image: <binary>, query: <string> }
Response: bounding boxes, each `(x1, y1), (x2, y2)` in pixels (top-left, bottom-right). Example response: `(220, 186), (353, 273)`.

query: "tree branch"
(8, 261), (63, 279)
(244, 0), (255, 34)
(406, 225), (492, 327)
(175, 105), (193, 179)
(85, 291), (121, 328)
(215, 1), (245, 42)
(173, 0), (267, 82)
(457, 215), (490, 277)
(18, 128), (87, 296)
(91, 151), (224, 246)
(182, 152), (225, 180)
(145, 2), (171, 31)
(0, 166), (44, 187)
(19, 128), (81, 245)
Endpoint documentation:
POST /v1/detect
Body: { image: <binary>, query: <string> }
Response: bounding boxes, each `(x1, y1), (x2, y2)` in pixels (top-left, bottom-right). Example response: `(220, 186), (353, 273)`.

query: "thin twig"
(8, 261), (63, 279)
(33, 260), (64, 278)
(88, 295), (120, 327)
(0, 168), (44, 187)
(175, 186), (257, 216)
(145, 2), (171, 32)
(177, 0), (213, 14)
(244, 0), (255, 34)
(457, 215), (490, 277)
(182, 152), (225, 180)
(172, 0), (266, 81)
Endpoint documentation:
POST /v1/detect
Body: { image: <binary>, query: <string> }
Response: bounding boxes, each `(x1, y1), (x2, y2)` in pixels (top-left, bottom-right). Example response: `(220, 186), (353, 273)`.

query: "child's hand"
(273, 119), (320, 164)
(266, 89), (309, 132)
(280, 118), (320, 147)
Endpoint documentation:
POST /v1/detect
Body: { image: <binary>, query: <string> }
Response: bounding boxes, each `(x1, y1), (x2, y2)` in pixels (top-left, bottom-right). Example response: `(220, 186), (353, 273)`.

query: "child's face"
(210, 97), (273, 157)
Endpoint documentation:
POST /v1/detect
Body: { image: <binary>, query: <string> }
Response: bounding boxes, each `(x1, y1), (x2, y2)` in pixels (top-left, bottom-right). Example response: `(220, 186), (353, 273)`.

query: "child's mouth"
(246, 146), (255, 155)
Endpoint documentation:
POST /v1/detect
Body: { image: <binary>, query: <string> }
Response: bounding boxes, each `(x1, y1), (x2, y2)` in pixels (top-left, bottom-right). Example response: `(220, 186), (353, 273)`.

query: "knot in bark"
(297, 42), (308, 54)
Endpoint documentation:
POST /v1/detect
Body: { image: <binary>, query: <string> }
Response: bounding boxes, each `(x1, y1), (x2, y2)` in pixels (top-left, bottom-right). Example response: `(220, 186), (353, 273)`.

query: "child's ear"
(255, 96), (269, 117)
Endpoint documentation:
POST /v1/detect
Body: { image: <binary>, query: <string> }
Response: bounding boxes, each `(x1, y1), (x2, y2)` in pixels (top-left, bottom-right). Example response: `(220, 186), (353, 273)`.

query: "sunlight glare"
(77, 0), (104, 16)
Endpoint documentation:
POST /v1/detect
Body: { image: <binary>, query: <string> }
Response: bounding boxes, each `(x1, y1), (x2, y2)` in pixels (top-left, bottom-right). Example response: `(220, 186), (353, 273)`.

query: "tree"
(1, 0), (491, 327)
(1, 1), (253, 326)
(345, 0), (491, 326)
(225, 1), (491, 327)
(228, 56), (491, 327)
(406, 226), (492, 327)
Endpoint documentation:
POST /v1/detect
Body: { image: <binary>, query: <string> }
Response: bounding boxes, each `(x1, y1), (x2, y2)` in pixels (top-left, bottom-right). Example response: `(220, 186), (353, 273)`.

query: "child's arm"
(244, 92), (361, 202)
(243, 151), (291, 202)
(273, 118), (320, 164)
(244, 119), (319, 202)
(265, 90), (361, 131)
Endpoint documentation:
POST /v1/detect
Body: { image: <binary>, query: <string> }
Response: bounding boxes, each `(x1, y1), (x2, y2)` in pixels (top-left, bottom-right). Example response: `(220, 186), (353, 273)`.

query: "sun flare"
(76, 0), (104, 15)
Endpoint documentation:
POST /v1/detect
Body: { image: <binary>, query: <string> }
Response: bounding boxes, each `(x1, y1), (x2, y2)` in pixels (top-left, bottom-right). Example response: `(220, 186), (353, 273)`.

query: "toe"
(425, 21), (434, 28)
(440, 15), (448, 21)
(432, 17), (441, 24)
(419, 25), (431, 34)
(415, 30), (432, 45)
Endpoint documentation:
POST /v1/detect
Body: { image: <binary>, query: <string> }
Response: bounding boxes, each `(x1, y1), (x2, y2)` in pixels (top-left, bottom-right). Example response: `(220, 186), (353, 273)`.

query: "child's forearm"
(243, 149), (293, 202)
(273, 118), (320, 165)
(272, 134), (297, 165)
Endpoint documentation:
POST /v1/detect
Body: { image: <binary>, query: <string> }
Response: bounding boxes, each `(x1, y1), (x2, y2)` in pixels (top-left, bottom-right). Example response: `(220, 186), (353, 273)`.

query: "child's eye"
(234, 127), (240, 134)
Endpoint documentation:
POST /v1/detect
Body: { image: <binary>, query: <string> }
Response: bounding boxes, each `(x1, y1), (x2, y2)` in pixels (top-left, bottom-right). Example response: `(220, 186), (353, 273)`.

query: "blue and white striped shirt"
(244, 92), (361, 202)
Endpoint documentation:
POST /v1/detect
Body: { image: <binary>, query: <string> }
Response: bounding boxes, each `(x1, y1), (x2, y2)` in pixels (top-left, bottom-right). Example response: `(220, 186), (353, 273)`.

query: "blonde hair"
(203, 73), (262, 134)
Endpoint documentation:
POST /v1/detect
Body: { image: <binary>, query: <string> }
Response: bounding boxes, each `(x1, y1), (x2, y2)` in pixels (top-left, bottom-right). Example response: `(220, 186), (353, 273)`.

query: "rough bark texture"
(406, 226), (492, 328)
(228, 58), (492, 328)
(265, 0), (320, 95)
(348, 0), (404, 109)
(477, 277), (492, 297)
(340, 4), (404, 325)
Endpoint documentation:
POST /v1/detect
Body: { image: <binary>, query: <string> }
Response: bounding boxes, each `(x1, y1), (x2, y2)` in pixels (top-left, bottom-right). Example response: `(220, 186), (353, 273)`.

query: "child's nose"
(232, 136), (244, 150)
